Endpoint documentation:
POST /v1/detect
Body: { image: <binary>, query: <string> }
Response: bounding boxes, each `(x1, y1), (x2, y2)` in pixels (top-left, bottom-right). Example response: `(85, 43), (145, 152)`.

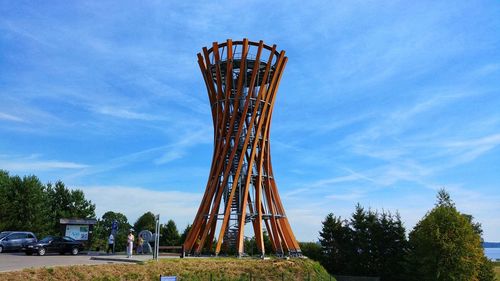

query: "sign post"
(154, 214), (160, 260)
(111, 220), (118, 254)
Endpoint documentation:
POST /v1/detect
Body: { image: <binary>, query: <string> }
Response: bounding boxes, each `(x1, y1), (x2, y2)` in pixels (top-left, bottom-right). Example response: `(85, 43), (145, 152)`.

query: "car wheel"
(25, 252), (33, 256)
(71, 247), (79, 255)
(0, 245), (3, 253)
(38, 247), (46, 256)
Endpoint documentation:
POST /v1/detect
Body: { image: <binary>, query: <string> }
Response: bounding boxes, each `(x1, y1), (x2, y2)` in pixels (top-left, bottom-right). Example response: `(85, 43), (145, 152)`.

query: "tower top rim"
(204, 39), (281, 57)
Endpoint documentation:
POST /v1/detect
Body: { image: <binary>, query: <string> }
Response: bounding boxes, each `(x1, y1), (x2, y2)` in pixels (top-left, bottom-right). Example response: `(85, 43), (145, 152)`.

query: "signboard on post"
(65, 225), (89, 240)
(111, 220), (118, 234)
(111, 219), (119, 253)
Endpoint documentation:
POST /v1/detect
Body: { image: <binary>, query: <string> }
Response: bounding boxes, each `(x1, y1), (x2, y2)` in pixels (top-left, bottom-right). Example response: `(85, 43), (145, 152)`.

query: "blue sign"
(111, 220), (119, 235)
(159, 276), (177, 281)
(112, 220), (118, 231)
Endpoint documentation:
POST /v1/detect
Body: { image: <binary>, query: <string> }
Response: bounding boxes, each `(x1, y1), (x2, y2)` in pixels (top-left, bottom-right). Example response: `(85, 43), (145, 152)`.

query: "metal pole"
(155, 217), (158, 260)
(155, 214), (160, 260)
(154, 215), (159, 260)
(157, 219), (159, 259)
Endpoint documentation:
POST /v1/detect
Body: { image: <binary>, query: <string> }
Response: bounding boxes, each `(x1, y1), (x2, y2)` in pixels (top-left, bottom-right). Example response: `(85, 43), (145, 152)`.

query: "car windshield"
(0, 232), (11, 239)
(39, 237), (53, 243)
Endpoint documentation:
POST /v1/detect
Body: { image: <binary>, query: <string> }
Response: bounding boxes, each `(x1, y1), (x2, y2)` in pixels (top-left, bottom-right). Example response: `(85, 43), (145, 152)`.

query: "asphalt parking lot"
(0, 252), (147, 272)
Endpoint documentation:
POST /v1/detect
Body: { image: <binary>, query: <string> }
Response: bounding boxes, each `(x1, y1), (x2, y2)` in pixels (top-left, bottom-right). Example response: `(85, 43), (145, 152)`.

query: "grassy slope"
(0, 257), (334, 281)
(494, 261), (500, 281)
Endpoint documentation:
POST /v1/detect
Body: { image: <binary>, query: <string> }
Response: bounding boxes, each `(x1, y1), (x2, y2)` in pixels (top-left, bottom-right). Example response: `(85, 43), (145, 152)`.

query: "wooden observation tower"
(184, 39), (301, 257)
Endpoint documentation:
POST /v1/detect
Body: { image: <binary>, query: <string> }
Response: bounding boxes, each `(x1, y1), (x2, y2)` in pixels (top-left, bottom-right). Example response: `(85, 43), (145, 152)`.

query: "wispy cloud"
(0, 154), (88, 172)
(154, 128), (211, 165)
(326, 191), (364, 201)
(0, 112), (25, 122)
(442, 133), (500, 165)
(92, 106), (166, 121)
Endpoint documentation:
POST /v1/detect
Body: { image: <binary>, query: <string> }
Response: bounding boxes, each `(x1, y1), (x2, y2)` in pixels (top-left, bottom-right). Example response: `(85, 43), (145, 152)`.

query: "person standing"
(127, 231), (134, 258)
(137, 235), (144, 254)
(106, 233), (115, 254)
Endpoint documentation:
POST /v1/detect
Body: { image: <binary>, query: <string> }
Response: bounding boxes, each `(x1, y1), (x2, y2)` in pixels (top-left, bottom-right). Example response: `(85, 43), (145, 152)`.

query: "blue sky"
(1, 0), (499, 242)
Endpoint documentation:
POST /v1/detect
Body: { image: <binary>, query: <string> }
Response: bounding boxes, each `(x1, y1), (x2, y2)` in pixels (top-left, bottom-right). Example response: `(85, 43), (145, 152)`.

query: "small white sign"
(159, 276), (177, 281)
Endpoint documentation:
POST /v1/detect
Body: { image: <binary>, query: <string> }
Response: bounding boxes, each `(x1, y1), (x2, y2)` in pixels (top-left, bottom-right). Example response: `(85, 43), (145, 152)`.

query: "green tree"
(0, 170), (12, 230)
(0, 174), (51, 237)
(262, 230), (273, 254)
(179, 224), (191, 245)
(350, 204), (378, 275)
(318, 206), (408, 280)
(46, 181), (96, 235)
(319, 213), (351, 275)
(241, 230), (273, 256)
(93, 211), (131, 251)
(408, 189), (492, 281)
(299, 242), (322, 261)
(0, 171), (96, 240)
(160, 219), (180, 246)
(436, 188), (454, 207)
(133, 211), (156, 232)
(373, 211), (408, 281)
(477, 256), (496, 281)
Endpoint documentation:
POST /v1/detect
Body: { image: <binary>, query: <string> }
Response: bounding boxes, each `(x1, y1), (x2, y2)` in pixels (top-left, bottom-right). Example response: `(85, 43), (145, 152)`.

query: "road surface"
(0, 252), (151, 272)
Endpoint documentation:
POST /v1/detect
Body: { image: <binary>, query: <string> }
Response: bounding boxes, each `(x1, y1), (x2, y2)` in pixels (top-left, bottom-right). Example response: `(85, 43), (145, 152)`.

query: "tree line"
(301, 189), (495, 281)
(0, 170), (95, 237)
(0, 170), (191, 252)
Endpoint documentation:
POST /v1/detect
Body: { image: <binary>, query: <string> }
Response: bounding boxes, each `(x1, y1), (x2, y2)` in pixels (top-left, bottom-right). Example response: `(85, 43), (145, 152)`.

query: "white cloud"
(445, 133), (500, 148)
(327, 191), (364, 201)
(81, 185), (202, 228)
(154, 128), (211, 165)
(92, 106), (166, 121)
(0, 154), (88, 172)
(0, 112), (25, 122)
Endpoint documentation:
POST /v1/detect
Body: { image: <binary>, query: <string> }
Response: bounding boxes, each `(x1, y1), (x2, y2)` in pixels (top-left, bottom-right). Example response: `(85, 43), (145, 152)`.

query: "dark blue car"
(0, 231), (37, 253)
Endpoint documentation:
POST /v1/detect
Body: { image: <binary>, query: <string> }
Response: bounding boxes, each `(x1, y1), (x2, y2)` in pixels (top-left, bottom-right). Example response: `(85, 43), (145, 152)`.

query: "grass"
(0, 257), (334, 281)
(493, 261), (500, 281)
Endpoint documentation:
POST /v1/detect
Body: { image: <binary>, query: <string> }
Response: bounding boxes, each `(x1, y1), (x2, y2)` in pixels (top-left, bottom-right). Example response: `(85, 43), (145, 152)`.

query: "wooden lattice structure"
(184, 39), (301, 257)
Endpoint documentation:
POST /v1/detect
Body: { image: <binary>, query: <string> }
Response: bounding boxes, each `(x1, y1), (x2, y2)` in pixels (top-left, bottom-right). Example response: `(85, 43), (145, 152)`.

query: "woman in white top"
(127, 231), (134, 258)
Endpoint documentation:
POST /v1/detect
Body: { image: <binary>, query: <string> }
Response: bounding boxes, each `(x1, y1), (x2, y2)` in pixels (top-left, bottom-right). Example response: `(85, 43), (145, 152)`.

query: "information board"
(65, 225), (89, 240)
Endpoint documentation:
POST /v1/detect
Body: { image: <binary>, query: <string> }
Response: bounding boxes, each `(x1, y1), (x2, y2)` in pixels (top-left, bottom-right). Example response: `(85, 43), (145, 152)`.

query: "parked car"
(0, 231), (37, 253)
(24, 236), (84, 256)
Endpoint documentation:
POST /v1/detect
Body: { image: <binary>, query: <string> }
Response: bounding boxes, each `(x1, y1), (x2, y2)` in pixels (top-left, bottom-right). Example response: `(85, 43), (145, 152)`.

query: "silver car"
(0, 231), (37, 253)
